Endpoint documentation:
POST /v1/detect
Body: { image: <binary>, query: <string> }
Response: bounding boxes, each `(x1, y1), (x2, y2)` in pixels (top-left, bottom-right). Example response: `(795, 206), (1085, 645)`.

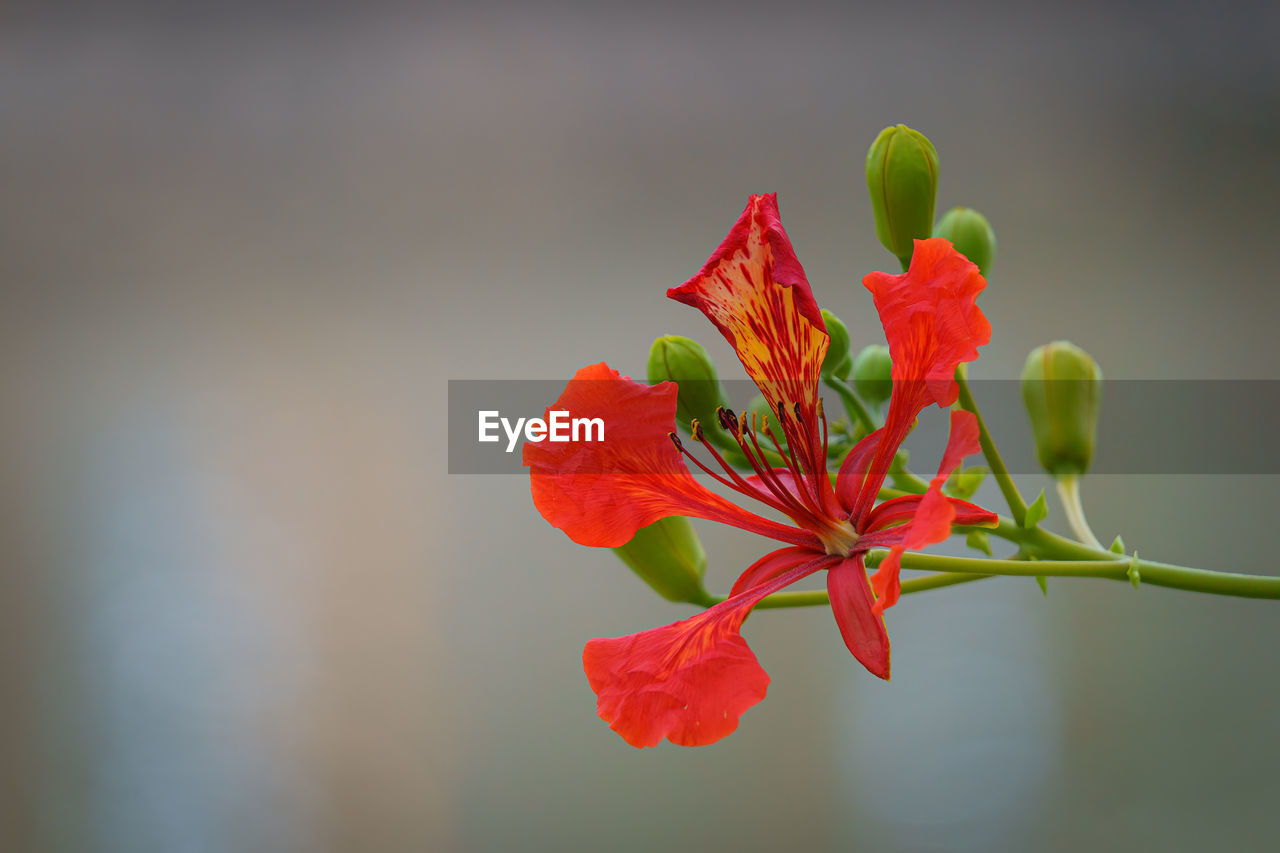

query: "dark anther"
(690, 419), (705, 442)
(668, 431), (683, 450)
(716, 406), (739, 432)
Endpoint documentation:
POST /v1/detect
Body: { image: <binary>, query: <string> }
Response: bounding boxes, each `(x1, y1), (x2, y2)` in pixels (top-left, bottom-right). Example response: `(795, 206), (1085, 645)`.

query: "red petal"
(583, 550), (828, 747)
(864, 494), (997, 534)
(863, 238), (991, 409)
(524, 363), (819, 548)
(834, 428), (883, 516)
(826, 553), (891, 679)
(729, 545), (826, 596)
(933, 408), (981, 479)
(868, 410), (994, 612)
(668, 195), (828, 437)
(849, 241), (992, 524)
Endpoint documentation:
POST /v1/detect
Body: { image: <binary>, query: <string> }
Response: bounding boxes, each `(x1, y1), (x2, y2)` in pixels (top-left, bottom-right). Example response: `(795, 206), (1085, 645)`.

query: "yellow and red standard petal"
(868, 410), (995, 613)
(583, 550), (830, 747)
(524, 362), (819, 549)
(826, 553), (891, 679)
(668, 194), (829, 433)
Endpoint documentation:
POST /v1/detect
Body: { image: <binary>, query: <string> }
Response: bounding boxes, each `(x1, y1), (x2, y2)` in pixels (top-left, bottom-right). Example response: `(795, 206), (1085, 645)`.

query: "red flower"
(525, 195), (995, 747)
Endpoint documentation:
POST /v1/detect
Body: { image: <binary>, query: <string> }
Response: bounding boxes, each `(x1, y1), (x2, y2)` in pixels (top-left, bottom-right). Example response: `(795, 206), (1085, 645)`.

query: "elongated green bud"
(866, 124), (939, 266)
(820, 309), (852, 379)
(647, 336), (727, 433)
(1021, 341), (1103, 478)
(612, 516), (712, 605)
(934, 206), (996, 276)
(852, 344), (893, 408)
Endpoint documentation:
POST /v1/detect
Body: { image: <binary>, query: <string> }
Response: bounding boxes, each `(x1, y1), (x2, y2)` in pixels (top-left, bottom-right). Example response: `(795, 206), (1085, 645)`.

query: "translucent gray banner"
(448, 380), (1280, 475)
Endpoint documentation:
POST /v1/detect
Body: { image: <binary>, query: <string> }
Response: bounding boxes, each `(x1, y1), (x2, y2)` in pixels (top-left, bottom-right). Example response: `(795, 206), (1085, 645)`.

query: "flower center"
(816, 519), (860, 557)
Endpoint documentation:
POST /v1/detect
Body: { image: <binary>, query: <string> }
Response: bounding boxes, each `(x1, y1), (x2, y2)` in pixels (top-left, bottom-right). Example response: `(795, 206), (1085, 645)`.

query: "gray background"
(3, 2), (1278, 851)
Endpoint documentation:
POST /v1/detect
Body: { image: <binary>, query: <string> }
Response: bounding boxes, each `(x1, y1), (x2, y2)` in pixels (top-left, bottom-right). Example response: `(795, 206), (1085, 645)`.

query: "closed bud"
(648, 336), (727, 433)
(865, 124), (939, 266)
(820, 309), (853, 379)
(1021, 341), (1103, 478)
(852, 344), (893, 408)
(612, 516), (712, 605)
(934, 206), (997, 276)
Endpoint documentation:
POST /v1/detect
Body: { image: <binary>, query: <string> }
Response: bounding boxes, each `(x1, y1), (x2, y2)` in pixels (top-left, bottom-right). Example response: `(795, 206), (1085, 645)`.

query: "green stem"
(889, 452), (930, 494)
(955, 365), (1028, 526)
(711, 571), (991, 609)
(1056, 475), (1102, 549)
(865, 550), (1280, 600)
(707, 516), (1280, 607)
(823, 376), (877, 435)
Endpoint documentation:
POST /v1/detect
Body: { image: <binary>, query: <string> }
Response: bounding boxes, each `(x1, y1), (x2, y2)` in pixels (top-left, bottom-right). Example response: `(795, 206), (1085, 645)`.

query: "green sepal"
(945, 465), (989, 500)
(965, 529), (993, 556)
(1024, 489), (1048, 528)
(612, 516), (713, 606)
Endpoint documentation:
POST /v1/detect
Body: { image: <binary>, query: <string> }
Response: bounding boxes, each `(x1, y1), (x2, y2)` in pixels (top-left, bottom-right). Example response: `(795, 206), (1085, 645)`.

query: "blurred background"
(3, 2), (1278, 851)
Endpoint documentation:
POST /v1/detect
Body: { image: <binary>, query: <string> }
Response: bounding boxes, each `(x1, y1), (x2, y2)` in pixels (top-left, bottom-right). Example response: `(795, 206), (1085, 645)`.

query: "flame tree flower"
(525, 195), (996, 747)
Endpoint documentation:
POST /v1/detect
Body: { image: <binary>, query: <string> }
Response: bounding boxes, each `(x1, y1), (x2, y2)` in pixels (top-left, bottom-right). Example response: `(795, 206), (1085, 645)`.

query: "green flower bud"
(852, 344), (893, 408)
(647, 335), (727, 432)
(934, 206), (997, 276)
(820, 309), (852, 379)
(865, 124), (939, 266)
(745, 393), (774, 422)
(612, 516), (712, 605)
(1021, 341), (1103, 478)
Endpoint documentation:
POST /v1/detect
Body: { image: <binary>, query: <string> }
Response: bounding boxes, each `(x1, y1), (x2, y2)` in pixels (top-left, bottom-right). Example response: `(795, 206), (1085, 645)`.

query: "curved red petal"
(583, 551), (827, 747)
(863, 238), (992, 409)
(834, 428), (884, 516)
(668, 195), (828, 430)
(934, 408), (981, 479)
(827, 553), (891, 679)
(868, 410), (994, 611)
(850, 251), (991, 525)
(864, 494), (997, 534)
(870, 546), (907, 615)
(729, 545), (831, 597)
(524, 363), (819, 548)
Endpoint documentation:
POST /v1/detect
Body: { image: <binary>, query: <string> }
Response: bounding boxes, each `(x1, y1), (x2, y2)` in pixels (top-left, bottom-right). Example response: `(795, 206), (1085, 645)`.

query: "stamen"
(690, 419), (705, 443)
(668, 431), (683, 451)
(715, 406), (738, 434)
(742, 413), (813, 519)
(761, 411), (822, 517)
